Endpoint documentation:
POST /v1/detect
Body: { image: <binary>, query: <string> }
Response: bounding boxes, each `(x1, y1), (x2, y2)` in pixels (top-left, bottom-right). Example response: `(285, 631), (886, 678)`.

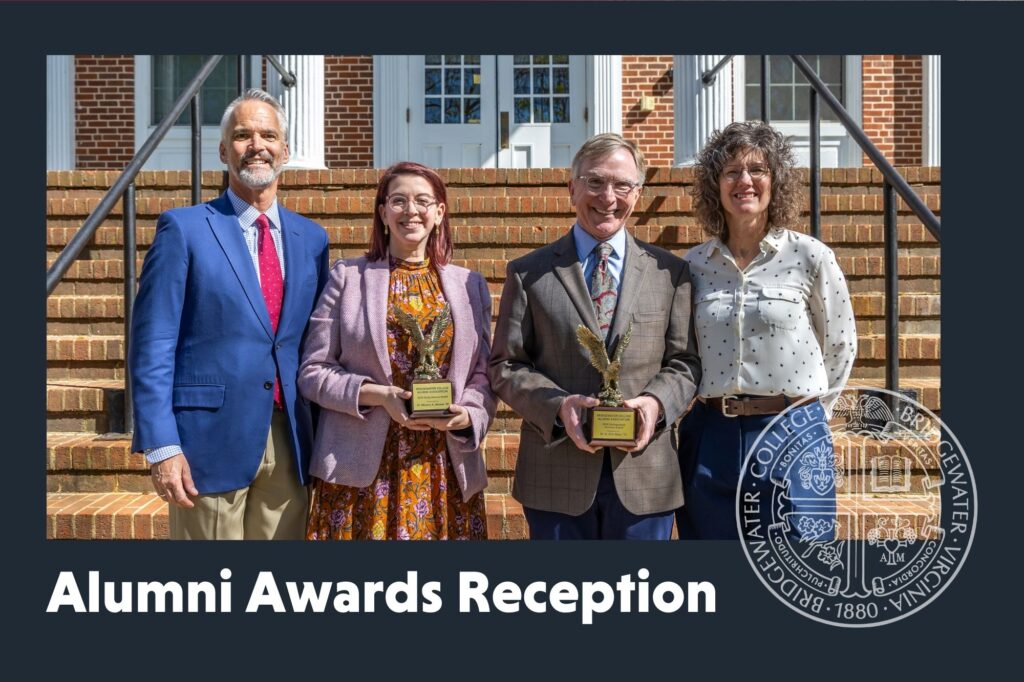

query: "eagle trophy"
(575, 322), (633, 406)
(393, 304), (451, 380)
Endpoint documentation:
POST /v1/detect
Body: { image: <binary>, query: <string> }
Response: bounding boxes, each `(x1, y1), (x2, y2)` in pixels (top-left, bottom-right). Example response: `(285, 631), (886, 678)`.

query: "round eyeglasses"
(385, 195), (440, 212)
(576, 175), (642, 198)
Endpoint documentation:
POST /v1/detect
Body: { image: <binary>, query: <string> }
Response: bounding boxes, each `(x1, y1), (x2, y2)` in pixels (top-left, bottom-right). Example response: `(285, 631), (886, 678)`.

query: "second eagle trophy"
(576, 323), (638, 447)
(393, 304), (454, 418)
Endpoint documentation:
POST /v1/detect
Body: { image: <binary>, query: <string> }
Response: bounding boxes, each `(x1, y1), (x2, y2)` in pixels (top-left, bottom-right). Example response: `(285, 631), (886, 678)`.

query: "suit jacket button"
(263, 381), (273, 390)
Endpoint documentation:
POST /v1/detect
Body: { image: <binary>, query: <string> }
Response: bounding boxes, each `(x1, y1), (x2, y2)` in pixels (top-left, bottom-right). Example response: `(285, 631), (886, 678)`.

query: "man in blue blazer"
(129, 89), (329, 539)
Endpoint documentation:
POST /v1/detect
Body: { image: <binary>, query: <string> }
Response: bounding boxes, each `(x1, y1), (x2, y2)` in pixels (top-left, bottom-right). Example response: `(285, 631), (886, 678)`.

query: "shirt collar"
(760, 228), (785, 253)
(226, 187), (281, 230)
(572, 223), (626, 263)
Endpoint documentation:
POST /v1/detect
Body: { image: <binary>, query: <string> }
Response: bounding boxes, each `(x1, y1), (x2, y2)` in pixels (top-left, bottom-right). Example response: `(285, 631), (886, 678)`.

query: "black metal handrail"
(701, 55), (942, 404)
(46, 55), (224, 435)
(265, 55), (297, 88)
(46, 55), (224, 295)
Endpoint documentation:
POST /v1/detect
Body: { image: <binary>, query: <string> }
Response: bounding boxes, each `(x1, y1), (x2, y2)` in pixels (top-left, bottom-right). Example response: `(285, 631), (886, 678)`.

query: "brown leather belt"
(702, 395), (817, 417)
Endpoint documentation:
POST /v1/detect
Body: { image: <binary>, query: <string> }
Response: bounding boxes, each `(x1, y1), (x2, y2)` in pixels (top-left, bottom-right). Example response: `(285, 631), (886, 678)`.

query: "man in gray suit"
(490, 133), (701, 540)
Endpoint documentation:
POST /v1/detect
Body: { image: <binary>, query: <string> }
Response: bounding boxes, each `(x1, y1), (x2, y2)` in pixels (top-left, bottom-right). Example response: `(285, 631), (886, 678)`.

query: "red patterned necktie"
(590, 242), (617, 340)
(256, 213), (284, 409)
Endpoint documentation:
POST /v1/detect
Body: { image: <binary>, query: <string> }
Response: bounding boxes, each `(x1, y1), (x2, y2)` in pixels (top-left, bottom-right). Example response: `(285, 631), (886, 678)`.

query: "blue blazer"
(129, 194), (330, 494)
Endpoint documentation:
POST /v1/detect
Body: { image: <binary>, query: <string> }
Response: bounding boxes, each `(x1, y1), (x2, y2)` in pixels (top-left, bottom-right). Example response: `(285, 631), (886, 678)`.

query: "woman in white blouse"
(677, 121), (857, 540)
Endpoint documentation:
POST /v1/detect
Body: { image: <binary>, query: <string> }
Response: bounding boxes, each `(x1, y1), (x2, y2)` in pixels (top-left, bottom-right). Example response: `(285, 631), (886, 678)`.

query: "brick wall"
(74, 55), (135, 169)
(324, 56), (374, 167)
(622, 56), (675, 167)
(862, 55), (923, 166)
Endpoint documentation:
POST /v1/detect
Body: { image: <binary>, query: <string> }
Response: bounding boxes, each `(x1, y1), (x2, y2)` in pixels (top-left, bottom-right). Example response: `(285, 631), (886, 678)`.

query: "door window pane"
(424, 55), (481, 125)
(151, 55), (240, 127)
(745, 55), (843, 122)
(510, 55), (571, 124)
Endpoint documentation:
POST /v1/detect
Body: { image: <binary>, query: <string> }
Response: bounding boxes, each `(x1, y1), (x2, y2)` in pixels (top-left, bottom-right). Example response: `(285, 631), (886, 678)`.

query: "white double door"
(407, 55), (586, 169)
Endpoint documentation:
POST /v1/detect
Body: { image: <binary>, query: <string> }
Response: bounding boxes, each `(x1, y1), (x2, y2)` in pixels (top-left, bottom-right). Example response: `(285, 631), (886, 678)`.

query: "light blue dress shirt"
(572, 223), (626, 294)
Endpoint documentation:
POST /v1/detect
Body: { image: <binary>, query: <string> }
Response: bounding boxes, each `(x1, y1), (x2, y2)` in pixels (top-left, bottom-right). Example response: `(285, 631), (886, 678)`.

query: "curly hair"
(689, 121), (803, 240)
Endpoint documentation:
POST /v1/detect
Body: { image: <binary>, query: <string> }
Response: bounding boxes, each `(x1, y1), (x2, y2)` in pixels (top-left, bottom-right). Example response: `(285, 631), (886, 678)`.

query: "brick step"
(46, 491), (521, 540)
(45, 186), (940, 222)
(47, 423), (941, 497)
(47, 335), (124, 362)
(452, 255), (940, 282)
(45, 166), (940, 190)
(44, 332), (940, 366)
(46, 292), (941, 324)
(46, 490), (937, 541)
(44, 374), (940, 436)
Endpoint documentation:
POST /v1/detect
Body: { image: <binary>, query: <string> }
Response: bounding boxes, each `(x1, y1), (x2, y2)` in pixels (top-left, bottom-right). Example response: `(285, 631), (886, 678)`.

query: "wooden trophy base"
(585, 405), (638, 447)
(406, 379), (454, 418)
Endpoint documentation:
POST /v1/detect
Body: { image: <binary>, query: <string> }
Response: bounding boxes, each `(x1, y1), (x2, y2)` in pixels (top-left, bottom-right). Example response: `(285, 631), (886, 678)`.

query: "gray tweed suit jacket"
(489, 228), (701, 516)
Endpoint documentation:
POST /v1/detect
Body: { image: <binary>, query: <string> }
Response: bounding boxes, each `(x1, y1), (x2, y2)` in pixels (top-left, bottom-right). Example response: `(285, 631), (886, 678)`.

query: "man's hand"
(558, 394), (602, 453)
(151, 453), (199, 508)
(619, 395), (663, 453)
(406, 404), (472, 432)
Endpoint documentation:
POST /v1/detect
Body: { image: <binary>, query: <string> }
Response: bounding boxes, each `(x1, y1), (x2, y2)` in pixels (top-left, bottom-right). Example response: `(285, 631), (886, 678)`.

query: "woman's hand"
(358, 383), (429, 429)
(406, 404), (472, 432)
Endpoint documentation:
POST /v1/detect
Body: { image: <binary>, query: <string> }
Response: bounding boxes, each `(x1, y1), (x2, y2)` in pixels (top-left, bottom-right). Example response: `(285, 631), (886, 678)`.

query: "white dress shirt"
(684, 228), (857, 414)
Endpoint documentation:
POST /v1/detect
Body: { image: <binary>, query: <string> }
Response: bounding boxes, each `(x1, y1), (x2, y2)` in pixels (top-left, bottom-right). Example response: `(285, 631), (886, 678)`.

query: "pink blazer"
(298, 256), (495, 500)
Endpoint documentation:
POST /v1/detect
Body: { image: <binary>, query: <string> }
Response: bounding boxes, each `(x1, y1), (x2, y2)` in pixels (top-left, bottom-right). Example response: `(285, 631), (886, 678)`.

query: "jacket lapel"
(365, 257), (393, 381)
(440, 265), (470, 395)
(552, 231), (601, 335)
(206, 195), (274, 339)
(607, 230), (650, 350)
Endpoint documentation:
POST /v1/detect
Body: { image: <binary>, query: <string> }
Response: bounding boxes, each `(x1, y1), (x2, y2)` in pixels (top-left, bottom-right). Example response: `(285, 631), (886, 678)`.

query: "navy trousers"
(525, 451), (675, 540)
(676, 399), (836, 540)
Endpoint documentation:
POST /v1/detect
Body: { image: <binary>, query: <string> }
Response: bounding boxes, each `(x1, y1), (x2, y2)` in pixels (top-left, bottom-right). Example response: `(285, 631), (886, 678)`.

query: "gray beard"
(238, 164), (281, 189)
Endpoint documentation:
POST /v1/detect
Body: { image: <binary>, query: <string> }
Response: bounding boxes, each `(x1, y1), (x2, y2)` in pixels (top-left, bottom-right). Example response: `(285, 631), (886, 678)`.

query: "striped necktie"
(589, 241), (617, 340)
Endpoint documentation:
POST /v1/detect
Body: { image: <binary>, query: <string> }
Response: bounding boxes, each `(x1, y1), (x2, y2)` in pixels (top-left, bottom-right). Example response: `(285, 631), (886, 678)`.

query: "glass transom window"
(151, 56), (241, 126)
(424, 55), (481, 124)
(745, 55), (843, 122)
(513, 55), (571, 124)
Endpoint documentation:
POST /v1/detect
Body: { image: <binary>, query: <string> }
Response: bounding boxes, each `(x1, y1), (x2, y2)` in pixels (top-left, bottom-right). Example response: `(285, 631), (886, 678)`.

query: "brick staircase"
(46, 167), (941, 539)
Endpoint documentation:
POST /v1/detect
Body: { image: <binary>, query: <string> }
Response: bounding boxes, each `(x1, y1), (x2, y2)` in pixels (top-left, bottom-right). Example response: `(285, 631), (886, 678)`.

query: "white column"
(674, 55), (730, 166)
(373, 56), (409, 167)
(47, 55), (75, 169)
(922, 55), (940, 166)
(589, 55), (622, 136)
(267, 55), (325, 169)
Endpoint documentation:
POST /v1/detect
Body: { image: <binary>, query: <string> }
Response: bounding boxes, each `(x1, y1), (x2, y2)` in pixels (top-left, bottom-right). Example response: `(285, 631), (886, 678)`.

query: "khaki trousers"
(169, 411), (308, 540)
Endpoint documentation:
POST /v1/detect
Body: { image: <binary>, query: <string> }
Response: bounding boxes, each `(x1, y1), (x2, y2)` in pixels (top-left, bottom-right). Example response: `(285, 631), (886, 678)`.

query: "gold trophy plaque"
(393, 304), (454, 418)
(576, 323), (638, 447)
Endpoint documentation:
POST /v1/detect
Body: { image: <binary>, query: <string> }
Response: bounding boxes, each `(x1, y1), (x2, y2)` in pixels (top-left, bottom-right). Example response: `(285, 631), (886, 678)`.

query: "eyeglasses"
(385, 195), (439, 212)
(576, 175), (642, 197)
(721, 166), (769, 182)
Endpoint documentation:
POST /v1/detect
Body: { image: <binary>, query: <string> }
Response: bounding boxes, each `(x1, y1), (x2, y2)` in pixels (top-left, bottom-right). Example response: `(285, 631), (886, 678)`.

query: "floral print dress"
(307, 257), (487, 540)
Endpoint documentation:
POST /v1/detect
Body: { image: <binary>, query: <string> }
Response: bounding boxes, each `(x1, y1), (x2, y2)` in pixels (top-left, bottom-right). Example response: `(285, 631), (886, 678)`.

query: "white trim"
(922, 55), (940, 166)
(47, 55), (75, 169)
(732, 55), (863, 167)
(674, 55), (730, 166)
(588, 55), (621, 136)
(267, 55), (326, 169)
(374, 55), (409, 167)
